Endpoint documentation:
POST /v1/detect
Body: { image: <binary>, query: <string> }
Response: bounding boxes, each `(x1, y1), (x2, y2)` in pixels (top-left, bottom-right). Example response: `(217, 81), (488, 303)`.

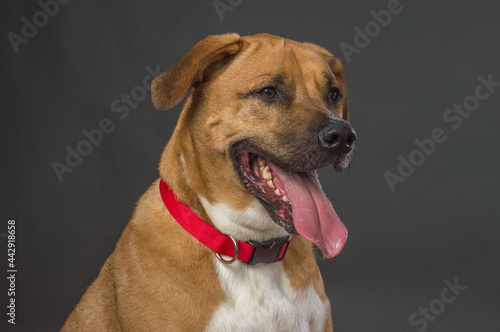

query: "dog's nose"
(319, 120), (357, 154)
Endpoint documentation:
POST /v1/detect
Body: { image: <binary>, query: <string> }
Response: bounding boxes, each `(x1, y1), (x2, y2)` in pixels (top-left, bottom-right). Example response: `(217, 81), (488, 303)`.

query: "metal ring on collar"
(215, 235), (238, 264)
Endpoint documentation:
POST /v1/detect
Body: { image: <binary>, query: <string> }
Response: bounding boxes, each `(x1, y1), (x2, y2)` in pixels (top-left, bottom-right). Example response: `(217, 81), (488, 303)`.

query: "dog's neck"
(159, 179), (290, 264)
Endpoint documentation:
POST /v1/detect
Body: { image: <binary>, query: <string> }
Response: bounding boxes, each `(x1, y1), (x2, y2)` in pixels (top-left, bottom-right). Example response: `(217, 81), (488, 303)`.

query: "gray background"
(1, 1), (499, 331)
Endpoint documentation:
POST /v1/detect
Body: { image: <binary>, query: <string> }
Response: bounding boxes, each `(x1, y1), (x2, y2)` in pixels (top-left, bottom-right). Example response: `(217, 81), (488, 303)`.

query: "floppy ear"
(152, 33), (245, 110)
(302, 42), (349, 121)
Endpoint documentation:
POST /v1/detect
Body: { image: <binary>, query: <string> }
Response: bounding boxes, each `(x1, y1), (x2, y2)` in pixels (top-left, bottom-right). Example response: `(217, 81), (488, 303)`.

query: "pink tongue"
(269, 162), (348, 258)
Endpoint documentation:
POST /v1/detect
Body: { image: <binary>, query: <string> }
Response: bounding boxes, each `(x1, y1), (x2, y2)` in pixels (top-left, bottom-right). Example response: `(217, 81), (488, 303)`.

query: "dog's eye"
(329, 88), (341, 103)
(259, 86), (277, 99)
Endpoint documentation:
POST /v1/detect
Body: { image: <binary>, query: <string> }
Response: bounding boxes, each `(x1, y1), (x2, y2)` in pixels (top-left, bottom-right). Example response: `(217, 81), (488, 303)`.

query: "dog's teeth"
(267, 180), (275, 188)
(282, 196), (288, 202)
(274, 189), (281, 196)
(262, 166), (272, 179)
(257, 156), (266, 166)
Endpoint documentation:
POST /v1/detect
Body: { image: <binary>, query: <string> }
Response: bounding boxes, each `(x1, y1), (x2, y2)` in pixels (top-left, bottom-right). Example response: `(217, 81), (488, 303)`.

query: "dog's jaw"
(231, 143), (349, 258)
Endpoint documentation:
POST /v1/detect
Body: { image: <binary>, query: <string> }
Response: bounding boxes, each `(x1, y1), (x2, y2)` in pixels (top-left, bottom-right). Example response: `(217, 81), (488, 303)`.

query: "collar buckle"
(246, 236), (291, 265)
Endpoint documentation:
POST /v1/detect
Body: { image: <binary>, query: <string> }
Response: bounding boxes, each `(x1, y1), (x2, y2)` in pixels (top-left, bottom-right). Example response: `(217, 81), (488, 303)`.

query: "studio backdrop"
(1, 1), (499, 331)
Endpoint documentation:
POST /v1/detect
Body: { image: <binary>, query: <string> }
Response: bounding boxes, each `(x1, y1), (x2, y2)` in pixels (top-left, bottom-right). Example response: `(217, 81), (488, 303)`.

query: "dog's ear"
(152, 33), (245, 110)
(302, 43), (349, 121)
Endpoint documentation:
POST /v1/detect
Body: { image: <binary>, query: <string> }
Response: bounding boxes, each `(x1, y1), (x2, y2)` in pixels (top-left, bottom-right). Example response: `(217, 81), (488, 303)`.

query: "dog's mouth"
(232, 146), (348, 259)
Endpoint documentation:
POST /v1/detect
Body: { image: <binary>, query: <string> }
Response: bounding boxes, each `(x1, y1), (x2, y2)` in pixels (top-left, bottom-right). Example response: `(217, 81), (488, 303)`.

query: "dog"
(62, 32), (356, 332)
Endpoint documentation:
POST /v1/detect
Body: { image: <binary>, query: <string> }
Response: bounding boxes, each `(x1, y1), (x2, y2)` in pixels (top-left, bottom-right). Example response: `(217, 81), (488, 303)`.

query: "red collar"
(159, 179), (290, 265)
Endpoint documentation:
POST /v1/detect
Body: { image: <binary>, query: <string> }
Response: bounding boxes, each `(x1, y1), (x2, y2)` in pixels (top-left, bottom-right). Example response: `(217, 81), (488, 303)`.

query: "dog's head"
(152, 33), (356, 258)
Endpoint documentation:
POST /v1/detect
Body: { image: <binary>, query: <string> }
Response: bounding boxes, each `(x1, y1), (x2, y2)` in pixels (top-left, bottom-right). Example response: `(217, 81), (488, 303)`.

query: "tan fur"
(62, 33), (349, 332)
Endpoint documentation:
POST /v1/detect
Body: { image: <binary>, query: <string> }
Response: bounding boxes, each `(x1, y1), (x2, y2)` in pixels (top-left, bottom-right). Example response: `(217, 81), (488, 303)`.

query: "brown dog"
(62, 33), (356, 332)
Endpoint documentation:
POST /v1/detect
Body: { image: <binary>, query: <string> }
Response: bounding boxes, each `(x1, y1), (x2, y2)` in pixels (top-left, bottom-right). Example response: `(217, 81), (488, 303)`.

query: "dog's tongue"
(269, 162), (347, 258)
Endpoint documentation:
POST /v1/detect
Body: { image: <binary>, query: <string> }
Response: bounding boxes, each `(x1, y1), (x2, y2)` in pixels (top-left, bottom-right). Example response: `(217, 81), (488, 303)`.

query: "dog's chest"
(205, 260), (328, 332)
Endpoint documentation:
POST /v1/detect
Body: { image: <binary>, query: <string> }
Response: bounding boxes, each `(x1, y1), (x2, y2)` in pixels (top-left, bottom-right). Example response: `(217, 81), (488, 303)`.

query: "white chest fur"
(205, 259), (329, 332)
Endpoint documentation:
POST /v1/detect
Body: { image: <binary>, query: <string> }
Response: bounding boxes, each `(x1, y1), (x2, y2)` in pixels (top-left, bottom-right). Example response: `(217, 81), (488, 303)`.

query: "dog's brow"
(324, 72), (336, 87)
(253, 73), (284, 87)
(244, 73), (288, 93)
(254, 73), (276, 79)
(273, 74), (286, 86)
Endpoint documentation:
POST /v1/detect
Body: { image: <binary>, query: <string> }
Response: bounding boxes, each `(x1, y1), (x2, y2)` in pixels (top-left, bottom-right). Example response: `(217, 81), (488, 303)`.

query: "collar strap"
(159, 180), (290, 265)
